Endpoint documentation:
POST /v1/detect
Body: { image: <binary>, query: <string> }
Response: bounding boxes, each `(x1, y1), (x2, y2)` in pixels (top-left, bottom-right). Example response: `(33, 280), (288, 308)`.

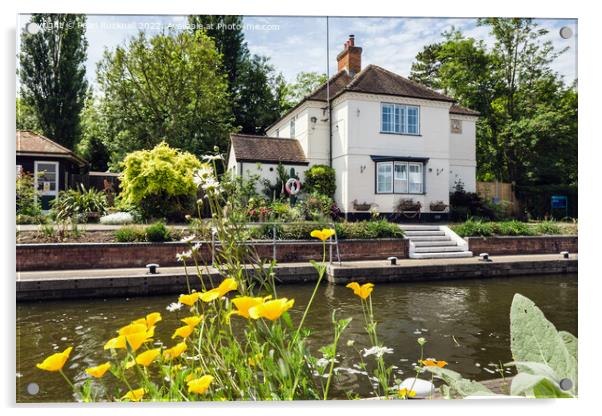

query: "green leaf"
(559, 330), (578, 362)
(423, 366), (496, 398)
(511, 373), (573, 398)
(510, 294), (577, 394)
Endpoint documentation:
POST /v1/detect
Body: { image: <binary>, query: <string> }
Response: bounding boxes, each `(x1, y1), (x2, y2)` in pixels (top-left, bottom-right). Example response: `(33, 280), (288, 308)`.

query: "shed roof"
(16, 130), (88, 166)
(230, 134), (308, 165)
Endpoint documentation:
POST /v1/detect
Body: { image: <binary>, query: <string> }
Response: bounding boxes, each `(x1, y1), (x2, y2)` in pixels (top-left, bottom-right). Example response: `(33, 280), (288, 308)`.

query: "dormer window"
(290, 119), (295, 138)
(381, 103), (420, 135)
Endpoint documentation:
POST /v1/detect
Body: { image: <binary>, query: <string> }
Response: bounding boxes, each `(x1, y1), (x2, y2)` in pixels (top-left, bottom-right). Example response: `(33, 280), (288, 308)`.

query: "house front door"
(34, 161), (59, 211)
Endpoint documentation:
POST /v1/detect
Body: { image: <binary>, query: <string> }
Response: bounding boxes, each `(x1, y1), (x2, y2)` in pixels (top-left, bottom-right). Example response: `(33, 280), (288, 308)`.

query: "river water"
(16, 273), (577, 402)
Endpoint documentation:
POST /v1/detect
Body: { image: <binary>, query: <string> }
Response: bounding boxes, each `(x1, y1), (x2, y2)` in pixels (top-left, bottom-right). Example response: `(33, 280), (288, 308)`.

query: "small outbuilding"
(16, 130), (89, 210)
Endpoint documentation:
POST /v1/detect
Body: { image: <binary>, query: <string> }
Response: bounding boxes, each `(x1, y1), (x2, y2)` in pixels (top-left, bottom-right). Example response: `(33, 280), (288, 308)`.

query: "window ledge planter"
(352, 200), (372, 211)
(429, 201), (448, 212)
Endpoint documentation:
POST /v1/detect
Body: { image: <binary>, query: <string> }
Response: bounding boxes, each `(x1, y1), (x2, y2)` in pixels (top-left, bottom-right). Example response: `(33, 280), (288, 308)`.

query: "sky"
(17, 14), (578, 88)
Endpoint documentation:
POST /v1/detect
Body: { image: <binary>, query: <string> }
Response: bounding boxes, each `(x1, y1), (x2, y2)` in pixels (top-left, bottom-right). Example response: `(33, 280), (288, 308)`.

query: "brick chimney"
(337, 35), (362, 77)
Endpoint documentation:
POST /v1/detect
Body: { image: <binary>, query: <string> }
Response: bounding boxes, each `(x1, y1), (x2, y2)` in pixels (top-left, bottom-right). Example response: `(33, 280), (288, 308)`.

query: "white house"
(227, 35), (479, 221)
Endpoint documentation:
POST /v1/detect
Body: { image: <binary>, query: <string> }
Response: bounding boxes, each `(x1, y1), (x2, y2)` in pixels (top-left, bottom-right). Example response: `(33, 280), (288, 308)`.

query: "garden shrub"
(145, 221), (172, 242)
(335, 220), (404, 239)
(301, 193), (340, 220)
(451, 219), (496, 237)
(449, 181), (495, 221)
(114, 226), (146, 242)
(51, 184), (108, 223)
(16, 172), (44, 223)
(496, 220), (535, 236)
(533, 220), (562, 235)
(303, 164), (336, 198)
(119, 142), (202, 221)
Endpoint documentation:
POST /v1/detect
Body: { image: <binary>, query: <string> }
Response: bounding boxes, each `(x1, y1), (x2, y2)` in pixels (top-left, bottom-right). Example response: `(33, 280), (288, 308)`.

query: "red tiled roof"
(230, 134), (308, 165)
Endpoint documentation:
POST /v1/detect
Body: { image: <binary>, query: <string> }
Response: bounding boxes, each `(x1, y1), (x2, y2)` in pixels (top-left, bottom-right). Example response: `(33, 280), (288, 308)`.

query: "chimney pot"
(337, 35), (362, 77)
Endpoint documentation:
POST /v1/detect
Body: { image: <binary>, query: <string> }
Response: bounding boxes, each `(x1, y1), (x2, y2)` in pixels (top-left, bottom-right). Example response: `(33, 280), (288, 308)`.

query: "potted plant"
(396, 199), (422, 212)
(352, 199), (372, 211)
(429, 201), (448, 212)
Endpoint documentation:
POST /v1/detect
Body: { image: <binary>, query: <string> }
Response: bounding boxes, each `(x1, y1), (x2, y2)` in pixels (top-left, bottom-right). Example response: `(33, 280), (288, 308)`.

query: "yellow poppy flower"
(36, 347), (73, 372)
(187, 375), (214, 394)
(199, 278), (238, 302)
(172, 325), (194, 339)
(121, 388), (145, 402)
(248, 298), (294, 321)
(179, 292), (200, 306)
(310, 228), (336, 241)
(419, 359), (448, 368)
(163, 342), (187, 360)
(85, 362), (111, 378)
(399, 388), (417, 398)
(133, 312), (162, 329)
(180, 316), (203, 327)
(134, 349), (161, 367)
(104, 336), (126, 350)
(231, 296), (271, 319)
(346, 282), (374, 299)
(198, 288), (221, 302)
(118, 323), (148, 336)
(125, 331), (153, 351)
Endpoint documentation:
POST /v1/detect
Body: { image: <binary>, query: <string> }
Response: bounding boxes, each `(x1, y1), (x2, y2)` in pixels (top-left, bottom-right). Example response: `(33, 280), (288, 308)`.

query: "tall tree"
(75, 94), (111, 171)
(187, 15), (246, 89)
(280, 71), (328, 113)
(96, 30), (233, 162)
(16, 98), (41, 132)
(410, 19), (576, 186)
(188, 15), (285, 134)
(18, 14), (88, 149)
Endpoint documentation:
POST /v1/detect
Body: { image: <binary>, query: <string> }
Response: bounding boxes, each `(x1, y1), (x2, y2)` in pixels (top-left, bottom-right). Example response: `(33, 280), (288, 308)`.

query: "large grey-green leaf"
(423, 366), (497, 398)
(505, 361), (559, 381)
(559, 331), (578, 361)
(510, 294), (577, 394)
(511, 373), (573, 398)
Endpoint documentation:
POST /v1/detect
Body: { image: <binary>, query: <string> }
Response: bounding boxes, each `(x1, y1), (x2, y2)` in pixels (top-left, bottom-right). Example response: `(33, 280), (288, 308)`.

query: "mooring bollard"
(146, 263), (159, 274)
(479, 253), (491, 262)
(387, 256), (398, 265)
(560, 251), (569, 259)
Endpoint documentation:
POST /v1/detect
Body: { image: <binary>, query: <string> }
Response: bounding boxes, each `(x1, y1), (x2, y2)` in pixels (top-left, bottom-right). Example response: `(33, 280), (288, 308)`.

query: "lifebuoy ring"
(285, 178), (301, 195)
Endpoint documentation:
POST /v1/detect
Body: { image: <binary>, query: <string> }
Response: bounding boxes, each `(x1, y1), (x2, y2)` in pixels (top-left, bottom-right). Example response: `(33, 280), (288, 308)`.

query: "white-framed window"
(289, 118), (295, 138)
(275, 128), (279, 137)
(408, 162), (423, 193)
(376, 162), (393, 193)
(16, 165), (23, 177)
(376, 161), (424, 194)
(381, 103), (420, 135)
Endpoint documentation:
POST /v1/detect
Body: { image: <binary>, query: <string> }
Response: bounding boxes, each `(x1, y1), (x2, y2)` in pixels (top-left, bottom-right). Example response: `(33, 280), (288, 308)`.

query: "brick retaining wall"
(16, 239), (409, 272)
(466, 236), (577, 256)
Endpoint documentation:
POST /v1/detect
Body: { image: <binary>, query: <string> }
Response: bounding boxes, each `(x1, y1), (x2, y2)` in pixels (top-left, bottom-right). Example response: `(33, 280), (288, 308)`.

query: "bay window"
(381, 103), (420, 135)
(376, 161), (424, 194)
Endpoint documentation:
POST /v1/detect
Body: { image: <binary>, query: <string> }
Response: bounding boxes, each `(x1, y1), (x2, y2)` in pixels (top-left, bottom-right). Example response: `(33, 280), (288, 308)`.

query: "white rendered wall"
(449, 115), (478, 192)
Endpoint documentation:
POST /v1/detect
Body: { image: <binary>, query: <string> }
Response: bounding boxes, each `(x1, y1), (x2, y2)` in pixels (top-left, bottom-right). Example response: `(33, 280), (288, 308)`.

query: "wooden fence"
(476, 181), (520, 214)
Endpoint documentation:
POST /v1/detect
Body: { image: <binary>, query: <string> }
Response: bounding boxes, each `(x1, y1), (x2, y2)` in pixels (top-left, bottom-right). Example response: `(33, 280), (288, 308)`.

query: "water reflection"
(16, 273), (577, 402)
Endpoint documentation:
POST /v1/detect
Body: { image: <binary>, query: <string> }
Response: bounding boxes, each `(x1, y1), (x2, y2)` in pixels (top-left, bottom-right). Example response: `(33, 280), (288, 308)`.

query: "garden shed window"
(376, 161), (424, 194)
(381, 103), (420, 135)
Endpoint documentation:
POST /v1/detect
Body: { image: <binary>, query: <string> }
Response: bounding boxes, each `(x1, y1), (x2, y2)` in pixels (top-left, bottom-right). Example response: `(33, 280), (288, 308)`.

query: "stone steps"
(400, 224), (472, 259)
(413, 240), (458, 247)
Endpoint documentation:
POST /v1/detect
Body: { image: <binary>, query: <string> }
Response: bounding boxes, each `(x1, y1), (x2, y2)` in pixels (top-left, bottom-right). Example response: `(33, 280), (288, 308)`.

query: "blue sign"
(551, 195), (568, 209)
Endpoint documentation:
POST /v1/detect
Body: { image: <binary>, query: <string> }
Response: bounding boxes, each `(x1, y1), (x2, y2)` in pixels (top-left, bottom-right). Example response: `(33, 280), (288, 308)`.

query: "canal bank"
(17, 254), (577, 301)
